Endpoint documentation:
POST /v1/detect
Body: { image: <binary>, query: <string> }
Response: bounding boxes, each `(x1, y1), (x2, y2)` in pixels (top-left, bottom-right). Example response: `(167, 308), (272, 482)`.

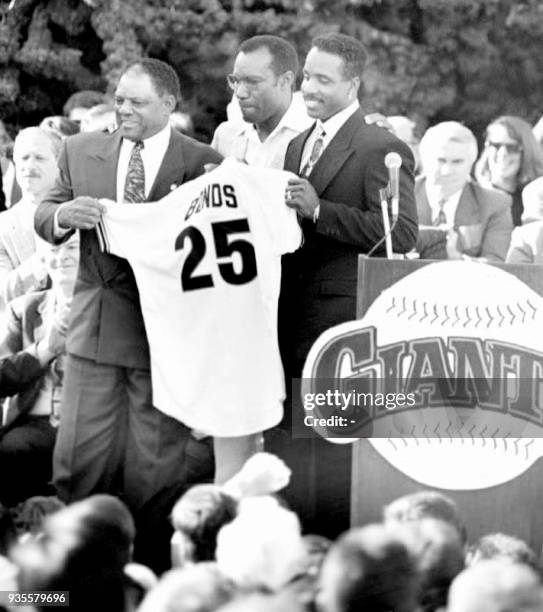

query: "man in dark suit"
(276, 34), (417, 534)
(34, 58), (222, 511)
(415, 121), (512, 262)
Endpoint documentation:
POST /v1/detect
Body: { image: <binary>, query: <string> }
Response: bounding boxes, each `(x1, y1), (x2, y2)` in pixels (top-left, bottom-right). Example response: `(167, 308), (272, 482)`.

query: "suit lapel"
(87, 131), (122, 200)
(85, 129), (187, 202)
(415, 179), (433, 225)
(285, 124), (314, 174)
(148, 129), (186, 201)
(307, 109), (361, 196)
(454, 182), (481, 225)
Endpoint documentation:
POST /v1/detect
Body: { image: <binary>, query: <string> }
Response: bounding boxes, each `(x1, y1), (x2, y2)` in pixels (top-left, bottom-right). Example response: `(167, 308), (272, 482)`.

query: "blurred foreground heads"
(447, 560), (543, 612)
(316, 523), (418, 612)
(216, 496), (306, 592)
(10, 495), (135, 612)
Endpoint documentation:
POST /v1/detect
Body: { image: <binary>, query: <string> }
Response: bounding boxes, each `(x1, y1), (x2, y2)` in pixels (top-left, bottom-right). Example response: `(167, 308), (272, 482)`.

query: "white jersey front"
(97, 159), (302, 436)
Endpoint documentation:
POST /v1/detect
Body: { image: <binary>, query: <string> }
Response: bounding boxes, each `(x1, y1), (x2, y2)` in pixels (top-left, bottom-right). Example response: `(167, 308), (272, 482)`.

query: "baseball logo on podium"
(301, 261), (543, 491)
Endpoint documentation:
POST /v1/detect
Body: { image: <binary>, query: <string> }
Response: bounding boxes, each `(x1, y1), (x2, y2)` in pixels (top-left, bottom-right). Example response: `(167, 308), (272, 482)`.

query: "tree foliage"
(1, 0), (543, 141)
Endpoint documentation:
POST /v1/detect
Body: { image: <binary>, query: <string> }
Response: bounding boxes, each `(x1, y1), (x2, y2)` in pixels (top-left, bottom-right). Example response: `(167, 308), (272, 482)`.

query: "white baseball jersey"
(97, 159), (302, 436)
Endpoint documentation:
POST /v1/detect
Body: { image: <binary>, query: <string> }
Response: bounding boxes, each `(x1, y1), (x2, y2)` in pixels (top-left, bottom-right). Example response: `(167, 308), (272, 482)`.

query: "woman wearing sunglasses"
(475, 115), (543, 226)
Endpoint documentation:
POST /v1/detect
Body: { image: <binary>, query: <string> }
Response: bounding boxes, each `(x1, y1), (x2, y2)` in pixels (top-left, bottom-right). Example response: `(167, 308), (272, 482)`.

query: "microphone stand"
(380, 187), (393, 259)
(365, 187), (398, 259)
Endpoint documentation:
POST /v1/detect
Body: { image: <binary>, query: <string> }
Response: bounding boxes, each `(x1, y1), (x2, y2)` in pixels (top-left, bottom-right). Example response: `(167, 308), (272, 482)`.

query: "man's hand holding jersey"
(57, 197), (107, 231)
(285, 177), (320, 220)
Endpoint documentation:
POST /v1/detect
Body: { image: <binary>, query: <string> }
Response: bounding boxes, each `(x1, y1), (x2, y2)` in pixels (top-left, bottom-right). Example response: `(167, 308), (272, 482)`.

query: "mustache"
(20, 171), (41, 178)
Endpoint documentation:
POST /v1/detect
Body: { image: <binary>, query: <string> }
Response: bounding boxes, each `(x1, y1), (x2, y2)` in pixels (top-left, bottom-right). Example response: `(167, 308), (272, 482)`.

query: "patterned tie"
(301, 128), (325, 178)
(124, 140), (145, 203)
(433, 199), (447, 226)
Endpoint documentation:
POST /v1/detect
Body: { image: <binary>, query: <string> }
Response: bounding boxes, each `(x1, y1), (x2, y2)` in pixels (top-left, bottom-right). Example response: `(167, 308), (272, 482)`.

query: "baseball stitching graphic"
(302, 261), (543, 490)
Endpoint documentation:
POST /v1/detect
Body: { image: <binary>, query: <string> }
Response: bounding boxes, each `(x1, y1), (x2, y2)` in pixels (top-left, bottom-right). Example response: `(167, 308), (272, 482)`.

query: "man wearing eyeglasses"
(415, 121), (512, 261)
(213, 36), (390, 168)
(212, 35), (312, 168)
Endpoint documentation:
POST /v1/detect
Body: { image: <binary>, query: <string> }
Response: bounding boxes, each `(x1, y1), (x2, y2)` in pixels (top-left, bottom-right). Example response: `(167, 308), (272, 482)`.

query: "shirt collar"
(425, 180), (465, 208)
(317, 99), (360, 140)
(276, 96), (313, 132)
(237, 94), (314, 141)
(122, 123), (171, 151)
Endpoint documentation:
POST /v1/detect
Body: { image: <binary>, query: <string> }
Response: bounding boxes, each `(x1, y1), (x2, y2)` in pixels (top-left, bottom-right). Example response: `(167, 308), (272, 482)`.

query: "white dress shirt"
(54, 124), (173, 236)
(115, 123), (171, 202)
(425, 182), (463, 229)
(212, 94), (313, 169)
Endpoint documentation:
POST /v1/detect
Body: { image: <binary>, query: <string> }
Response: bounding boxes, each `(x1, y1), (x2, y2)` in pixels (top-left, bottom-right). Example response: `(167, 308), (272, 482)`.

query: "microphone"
(384, 152), (402, 222)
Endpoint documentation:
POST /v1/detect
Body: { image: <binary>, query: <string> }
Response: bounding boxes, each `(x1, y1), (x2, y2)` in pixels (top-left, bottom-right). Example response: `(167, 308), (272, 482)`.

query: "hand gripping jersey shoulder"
(98, 159), (302, 436)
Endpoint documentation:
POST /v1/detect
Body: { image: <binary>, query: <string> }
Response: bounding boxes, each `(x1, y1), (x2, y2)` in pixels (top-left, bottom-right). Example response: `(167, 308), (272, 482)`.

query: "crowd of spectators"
(1, 460), (542, 612)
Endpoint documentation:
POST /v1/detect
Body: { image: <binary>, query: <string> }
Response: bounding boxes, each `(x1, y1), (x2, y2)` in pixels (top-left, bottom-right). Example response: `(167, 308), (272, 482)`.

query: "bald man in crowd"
(416, 121), (512, 261)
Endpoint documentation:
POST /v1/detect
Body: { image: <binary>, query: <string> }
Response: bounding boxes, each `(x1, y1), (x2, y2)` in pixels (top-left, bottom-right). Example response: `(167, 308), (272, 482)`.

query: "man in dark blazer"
(276, 33), (417, 535)
(415, 121), (512, 262)
(34, 58), (222, 511)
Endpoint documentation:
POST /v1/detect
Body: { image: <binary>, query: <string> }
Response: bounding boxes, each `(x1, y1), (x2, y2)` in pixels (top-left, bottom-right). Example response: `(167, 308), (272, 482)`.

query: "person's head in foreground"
(447, 559), (543, 612)
(383, 490), (467, 545)
(216, 496), (306, 593)
(465, 532), (541, 576)
(316, 523), (419, 612)
(398, 518), (464, 612)
(11, 495), (135, 612)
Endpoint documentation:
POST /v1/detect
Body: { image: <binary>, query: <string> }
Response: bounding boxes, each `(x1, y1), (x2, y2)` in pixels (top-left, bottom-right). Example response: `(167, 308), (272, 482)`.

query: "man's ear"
(280, 71), (295, 91)
(351, 76), (361, 98)
(164, 94), (177, 114)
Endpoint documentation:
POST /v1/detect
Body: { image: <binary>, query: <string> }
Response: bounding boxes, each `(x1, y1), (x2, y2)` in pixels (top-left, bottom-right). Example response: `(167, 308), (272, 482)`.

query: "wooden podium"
(347, 258), (543, 556)
(351, 439), (543, 554)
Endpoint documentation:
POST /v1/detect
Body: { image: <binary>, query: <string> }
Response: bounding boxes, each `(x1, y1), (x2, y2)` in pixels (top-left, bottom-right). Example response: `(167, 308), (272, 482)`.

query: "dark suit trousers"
(270, 291), (355, 538)
(53, 354), (194, 511)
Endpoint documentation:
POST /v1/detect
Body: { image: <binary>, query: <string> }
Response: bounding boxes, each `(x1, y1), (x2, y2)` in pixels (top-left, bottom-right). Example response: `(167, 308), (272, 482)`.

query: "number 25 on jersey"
(175, 218), (257, 291)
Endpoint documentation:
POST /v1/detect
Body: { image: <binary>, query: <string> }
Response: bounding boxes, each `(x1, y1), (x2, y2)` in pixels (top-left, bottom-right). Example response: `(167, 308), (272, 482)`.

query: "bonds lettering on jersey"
(185, 183), (238, 221)
(308, 326), (543, 428)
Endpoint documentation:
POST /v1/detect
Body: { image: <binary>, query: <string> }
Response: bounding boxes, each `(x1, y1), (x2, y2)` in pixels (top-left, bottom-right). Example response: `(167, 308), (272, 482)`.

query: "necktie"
(124, 141), (145, 203)
(433, 199), (447, 226)
(301, 129), (325, 178)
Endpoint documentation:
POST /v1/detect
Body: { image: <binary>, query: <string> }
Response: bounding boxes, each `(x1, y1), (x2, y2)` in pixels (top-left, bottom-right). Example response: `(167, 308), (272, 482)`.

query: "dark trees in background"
(1, 0), (543, 143)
